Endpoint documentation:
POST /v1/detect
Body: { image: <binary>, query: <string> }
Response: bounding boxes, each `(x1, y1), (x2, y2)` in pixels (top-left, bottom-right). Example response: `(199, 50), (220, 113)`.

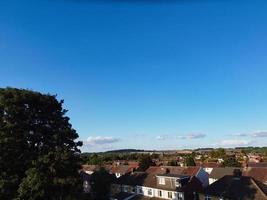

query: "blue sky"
(1, 0), (267, 152)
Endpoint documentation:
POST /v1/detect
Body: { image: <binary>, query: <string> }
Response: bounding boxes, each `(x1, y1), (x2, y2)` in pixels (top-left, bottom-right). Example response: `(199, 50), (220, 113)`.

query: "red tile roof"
(111, 165), (137, 174)
(197, 162), (222, 168)
(243, 167), (267, 183)
(145, 166), (200, 176)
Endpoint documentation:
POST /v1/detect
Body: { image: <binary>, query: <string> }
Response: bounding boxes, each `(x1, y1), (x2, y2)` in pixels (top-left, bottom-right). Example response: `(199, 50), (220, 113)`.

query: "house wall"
(198, 193), (217, 200)
(85, 170), (94, 175)
(83, 180), (91, 193)
(208, 178), (217, 185)
(115, 172), (121, 178)
(135, 185), (184, 200)
(122, 185), (135, 193)
(203, 168), (213, 174)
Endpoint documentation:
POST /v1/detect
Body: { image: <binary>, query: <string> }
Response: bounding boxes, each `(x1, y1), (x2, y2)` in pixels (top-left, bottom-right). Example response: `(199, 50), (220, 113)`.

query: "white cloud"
(251, 131), (267, 137)
(85, 136), (120, 146)
(178, 133), (206, 139)
(220, 139), (252, 147)
(156, 135), (165, 140)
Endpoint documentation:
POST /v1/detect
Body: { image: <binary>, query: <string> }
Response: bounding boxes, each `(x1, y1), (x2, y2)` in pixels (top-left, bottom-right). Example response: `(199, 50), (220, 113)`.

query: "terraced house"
(110, 166), (209, 200)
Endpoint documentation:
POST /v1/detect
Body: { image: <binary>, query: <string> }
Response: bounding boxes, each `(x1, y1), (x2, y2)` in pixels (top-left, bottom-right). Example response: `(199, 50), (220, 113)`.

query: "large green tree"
(0, 88), (83, 200)
(223, 156), (241, 167)
(185, 155), (196, 166)
(138, 154), (155, 171)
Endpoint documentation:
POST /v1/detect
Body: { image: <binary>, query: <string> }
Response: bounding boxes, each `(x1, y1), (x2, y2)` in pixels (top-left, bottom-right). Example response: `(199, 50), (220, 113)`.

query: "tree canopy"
(0, 88), (83, 200)
(210, 148), (226, 158)
(223, 156), (241, 167)
(138, 154), (155, 171)
(185, 155), (196, 166)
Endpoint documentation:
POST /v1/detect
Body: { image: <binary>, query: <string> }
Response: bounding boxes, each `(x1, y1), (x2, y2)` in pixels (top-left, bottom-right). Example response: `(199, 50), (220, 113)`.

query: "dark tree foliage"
(87, 153), (104, 165)
(185, 155), (196, 166)
(167, 160), (178, 166)
(90, 168), (113, 200)
(82, 152), (158, 165)
(0, 88), (83, 200)
(210, 148), (226, 158)
(223, 157), (241, 167)
(138, 154), (155, 171)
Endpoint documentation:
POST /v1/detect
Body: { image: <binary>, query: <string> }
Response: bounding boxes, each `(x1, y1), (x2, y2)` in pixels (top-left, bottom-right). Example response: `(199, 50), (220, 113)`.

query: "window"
(123, 185), (131, 192)
(159, 177), (165, 185)
(177, 193), (183, 200)
(137, 187), (143, 194)
(175, 179), (181, 187)
(148, 189), (152, 196)
(205, 195), (211, 200)
(158, 190), (162, 197)
(168, 192), (172, 198)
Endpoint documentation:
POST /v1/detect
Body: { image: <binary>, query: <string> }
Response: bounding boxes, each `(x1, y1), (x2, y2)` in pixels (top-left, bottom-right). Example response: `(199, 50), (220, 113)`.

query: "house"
(82, 164), (112, 175)
(247, 154), (263, 163)
(82, 165), (100, 175)
(208, 167), (240, 184)
(80, 171), (91, 193)
(199, 175), (267, 200)
(196, 162), (222, 175)
(111, 164), (138, 178)
(110, 166), (208, 200)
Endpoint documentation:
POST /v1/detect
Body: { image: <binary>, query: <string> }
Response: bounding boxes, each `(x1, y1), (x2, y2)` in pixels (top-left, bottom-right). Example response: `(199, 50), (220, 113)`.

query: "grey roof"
(209, 167), (240, 179)
(204, 175), (267, 200)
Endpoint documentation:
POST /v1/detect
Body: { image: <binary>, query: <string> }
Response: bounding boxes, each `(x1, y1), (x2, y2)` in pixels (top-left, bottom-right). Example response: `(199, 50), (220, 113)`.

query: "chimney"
(233, 169), (242, 177)
(160, 167), (170, 174)
(166, 168), (170, 174)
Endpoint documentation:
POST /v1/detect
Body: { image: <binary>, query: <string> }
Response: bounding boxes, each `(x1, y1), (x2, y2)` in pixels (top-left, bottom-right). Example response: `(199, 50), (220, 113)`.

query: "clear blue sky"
(1, 0), (267, 152)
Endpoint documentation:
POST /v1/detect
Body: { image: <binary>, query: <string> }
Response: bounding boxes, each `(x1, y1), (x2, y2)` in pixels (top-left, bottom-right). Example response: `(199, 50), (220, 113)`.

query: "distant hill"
(105, 149), (145, 153)
(81, 149), (146, 155)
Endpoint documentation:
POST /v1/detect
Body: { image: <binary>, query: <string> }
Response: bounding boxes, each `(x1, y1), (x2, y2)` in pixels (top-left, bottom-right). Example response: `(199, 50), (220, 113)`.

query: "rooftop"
(204, 175), (267, 199)
(209, 167), (240, 179)
(156, 174), (190, 179)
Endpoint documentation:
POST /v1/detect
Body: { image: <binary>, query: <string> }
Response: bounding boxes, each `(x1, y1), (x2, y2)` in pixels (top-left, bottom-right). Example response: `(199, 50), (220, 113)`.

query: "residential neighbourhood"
(80, 148), (267, 200)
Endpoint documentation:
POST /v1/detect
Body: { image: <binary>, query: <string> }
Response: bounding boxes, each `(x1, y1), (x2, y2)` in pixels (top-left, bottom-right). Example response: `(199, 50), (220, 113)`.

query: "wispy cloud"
(251, 131), (267, 137)
(85, 136), (120, 146)
(231, 131), (267, 138)
(178, 133), (206, 139)
(220, 139), (252, 147)
(156, 135), (165, 140)
(232, 133), (248, 137)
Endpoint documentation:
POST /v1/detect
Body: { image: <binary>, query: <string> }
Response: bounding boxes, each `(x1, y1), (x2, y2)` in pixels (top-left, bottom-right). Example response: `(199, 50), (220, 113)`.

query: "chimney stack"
(233, 169), (242, 177)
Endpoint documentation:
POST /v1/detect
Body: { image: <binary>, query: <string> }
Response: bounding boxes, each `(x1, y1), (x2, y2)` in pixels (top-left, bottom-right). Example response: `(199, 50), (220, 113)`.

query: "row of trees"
(82, 152), (160, 165)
